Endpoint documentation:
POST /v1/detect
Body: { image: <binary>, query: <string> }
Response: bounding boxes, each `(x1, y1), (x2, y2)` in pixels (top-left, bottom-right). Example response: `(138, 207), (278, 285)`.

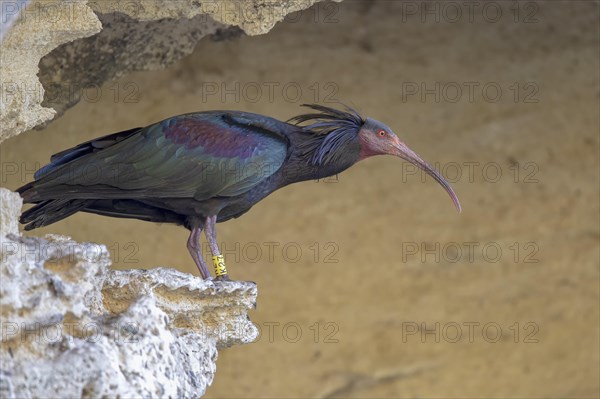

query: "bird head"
(291, 104), (461, 213)
(357, 117), (461, 213)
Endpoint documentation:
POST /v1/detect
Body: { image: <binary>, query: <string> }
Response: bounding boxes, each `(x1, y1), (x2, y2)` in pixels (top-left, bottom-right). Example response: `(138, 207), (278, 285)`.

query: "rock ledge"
(0, 188), (258, 398)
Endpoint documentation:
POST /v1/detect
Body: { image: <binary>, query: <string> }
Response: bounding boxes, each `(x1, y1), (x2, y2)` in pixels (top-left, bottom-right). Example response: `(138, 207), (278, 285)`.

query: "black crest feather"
(289, 104), (365, 165)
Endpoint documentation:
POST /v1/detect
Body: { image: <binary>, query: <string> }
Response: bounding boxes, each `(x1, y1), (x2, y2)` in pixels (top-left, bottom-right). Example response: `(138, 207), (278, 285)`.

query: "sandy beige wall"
(1, 1), (599, 397)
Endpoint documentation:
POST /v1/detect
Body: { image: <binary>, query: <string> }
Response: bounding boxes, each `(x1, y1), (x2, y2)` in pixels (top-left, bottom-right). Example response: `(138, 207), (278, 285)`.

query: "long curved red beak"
(392, 142), (462, 213)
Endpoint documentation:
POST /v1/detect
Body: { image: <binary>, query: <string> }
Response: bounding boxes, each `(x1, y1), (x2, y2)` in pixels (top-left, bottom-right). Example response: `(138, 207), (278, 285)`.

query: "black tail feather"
(16, 126), (146, 230)
(20, 199), (93, 230)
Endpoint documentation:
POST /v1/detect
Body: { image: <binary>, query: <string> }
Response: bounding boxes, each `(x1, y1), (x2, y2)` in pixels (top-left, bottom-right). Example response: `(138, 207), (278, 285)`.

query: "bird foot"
(215, 274), (231, 281)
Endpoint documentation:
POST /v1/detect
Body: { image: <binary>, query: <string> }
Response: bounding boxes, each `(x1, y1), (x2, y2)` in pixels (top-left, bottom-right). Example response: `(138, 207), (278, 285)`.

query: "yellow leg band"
(212, 255), (227, 277)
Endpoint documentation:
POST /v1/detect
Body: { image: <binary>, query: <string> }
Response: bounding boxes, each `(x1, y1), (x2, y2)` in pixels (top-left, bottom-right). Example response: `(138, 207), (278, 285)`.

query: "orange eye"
(378, 130), (386, 137)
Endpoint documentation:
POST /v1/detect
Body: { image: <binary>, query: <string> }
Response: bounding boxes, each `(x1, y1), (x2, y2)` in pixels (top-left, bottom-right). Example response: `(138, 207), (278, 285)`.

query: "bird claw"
(214, 274), (231, 281)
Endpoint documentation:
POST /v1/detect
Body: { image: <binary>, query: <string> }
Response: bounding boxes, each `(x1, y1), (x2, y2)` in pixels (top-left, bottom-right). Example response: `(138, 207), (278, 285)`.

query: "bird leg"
(187, 225), (212, 279)
(204, 215), (230, 281)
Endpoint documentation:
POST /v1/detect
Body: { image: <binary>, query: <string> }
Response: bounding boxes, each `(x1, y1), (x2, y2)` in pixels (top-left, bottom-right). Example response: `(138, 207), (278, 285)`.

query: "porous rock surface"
(0, 0), (330, 142)
(0, 188), (258, 398)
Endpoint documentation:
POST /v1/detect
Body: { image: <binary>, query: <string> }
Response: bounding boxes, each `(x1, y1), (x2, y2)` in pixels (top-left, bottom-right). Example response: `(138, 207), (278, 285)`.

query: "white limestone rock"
(0, 189), (22, 237)
(0, 187), (258, 398)
(0, 0), (333, 142)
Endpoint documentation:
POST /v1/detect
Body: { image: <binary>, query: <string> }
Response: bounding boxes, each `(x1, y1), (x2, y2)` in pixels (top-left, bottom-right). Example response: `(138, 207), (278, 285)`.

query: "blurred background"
(1, 1), (599, 397)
